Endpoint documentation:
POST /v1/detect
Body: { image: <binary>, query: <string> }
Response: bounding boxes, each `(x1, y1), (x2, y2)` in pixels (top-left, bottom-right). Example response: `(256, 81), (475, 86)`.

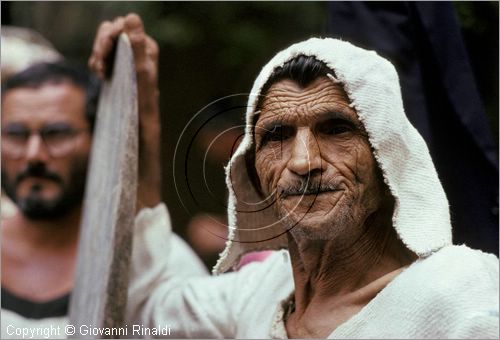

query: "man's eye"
(3, 125), (30, 140)
(331, 126), (351, 134)
(42, 129), (75, 141)
(6, 130), (30, 140)
(318, 119), (353, 135)
(260, 125), (294, 146)
(268, 126), (284, 141)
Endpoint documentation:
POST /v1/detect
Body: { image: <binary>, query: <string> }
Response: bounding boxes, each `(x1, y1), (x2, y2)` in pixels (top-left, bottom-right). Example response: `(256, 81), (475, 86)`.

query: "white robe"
(126, 204), (499, 339)
(2, 204), (498, 339)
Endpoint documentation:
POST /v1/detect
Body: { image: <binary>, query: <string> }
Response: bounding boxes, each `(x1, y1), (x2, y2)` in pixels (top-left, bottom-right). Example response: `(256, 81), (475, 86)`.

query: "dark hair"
(256, 54), (333, 112)
(247, 55), (335, 194)
(2, 61), (101, 131)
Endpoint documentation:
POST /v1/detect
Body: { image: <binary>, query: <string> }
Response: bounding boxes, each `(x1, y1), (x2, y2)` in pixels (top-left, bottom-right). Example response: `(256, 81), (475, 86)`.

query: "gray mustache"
(279, 180), (342, 198)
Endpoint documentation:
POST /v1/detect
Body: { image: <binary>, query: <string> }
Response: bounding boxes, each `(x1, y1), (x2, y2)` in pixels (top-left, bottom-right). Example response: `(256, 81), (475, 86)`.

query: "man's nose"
(287, 128), (324, 176)
(25, 134), (50, 163)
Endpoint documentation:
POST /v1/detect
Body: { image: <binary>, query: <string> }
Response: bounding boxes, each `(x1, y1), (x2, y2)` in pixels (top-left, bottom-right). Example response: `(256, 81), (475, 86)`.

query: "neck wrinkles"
(287, 206), (416, 313)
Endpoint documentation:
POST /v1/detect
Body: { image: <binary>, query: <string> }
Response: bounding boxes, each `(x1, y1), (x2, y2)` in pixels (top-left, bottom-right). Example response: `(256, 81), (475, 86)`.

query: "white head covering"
(214, 37), (452, 274)
(1, 26), (62, 82)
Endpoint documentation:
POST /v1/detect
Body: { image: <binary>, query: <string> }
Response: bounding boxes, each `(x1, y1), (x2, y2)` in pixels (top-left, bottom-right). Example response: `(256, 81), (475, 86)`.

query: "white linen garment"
(126, 37), (498, 339)
(126, 204), (498, 339)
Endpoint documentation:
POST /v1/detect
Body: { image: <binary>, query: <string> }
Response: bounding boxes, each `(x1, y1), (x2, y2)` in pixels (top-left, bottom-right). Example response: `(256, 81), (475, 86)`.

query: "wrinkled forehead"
(254, 76), (362, 128)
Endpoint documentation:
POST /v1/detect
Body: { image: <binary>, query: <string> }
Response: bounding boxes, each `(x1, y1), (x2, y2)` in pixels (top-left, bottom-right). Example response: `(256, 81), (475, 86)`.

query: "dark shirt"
(1, 287), (69, 319)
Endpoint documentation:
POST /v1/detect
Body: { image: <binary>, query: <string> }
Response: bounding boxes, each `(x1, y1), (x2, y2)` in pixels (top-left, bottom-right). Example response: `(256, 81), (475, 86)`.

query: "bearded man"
(90, 29), (497, 338)
(0, 15), (206, 336)
(1, 62), (98, 318)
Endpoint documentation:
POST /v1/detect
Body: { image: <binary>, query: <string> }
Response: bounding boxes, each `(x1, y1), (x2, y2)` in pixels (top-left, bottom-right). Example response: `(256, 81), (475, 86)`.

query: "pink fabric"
(238, 251), (274, 268)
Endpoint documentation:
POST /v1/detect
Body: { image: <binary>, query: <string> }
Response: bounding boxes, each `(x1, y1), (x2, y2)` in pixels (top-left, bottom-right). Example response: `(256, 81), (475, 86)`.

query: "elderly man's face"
(254, 77), (387, 240)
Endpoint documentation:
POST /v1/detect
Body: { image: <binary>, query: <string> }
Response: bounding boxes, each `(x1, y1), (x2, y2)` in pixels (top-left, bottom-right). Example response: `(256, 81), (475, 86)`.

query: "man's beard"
(2, 161), (87, 219)
(276, 177), (361, 241)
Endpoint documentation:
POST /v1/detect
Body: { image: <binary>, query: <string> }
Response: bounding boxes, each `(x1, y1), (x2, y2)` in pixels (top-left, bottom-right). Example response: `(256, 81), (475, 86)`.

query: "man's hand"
(89, 13), (161, 211)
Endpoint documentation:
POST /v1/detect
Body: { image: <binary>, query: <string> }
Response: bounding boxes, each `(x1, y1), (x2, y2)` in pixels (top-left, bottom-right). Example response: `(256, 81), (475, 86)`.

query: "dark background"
(2, 2), (498, 265)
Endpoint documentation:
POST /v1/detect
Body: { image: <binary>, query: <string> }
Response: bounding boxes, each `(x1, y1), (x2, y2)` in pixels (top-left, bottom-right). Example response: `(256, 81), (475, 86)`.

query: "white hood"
(214, 37), (452, 274)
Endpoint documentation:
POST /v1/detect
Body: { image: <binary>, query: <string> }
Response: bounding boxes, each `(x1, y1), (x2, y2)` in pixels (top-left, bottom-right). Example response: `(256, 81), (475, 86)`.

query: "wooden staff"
(69, 34), (138, 338)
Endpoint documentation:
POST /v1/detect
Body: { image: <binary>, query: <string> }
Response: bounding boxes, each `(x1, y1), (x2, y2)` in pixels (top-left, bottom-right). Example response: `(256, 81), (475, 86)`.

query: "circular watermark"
(173, 93), (326, 244)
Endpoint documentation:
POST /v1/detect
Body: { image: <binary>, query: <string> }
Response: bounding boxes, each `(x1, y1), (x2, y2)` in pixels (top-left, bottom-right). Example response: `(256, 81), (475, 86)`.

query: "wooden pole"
(68, 34), (138, 338)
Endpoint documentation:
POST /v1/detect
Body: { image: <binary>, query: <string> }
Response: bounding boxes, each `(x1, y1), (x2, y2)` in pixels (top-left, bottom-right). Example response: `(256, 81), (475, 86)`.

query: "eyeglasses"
(1, 123), (89, 159)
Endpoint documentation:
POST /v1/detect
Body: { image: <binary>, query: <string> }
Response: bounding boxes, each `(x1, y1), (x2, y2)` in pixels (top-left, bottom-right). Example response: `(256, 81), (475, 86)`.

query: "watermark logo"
(173, 93), (326, 244)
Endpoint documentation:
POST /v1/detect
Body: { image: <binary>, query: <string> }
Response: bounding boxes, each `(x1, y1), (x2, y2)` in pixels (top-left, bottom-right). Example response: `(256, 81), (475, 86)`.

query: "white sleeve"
(1, 203), (226, 339)
(126, 203), (249, 338)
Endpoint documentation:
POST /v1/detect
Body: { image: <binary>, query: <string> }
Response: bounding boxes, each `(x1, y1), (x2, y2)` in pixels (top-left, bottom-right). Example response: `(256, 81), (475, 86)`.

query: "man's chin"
(2, 162), (87, 220)
(16, 192), (78, 219)
(18, 197), (60, 219)
(287, 221), (336, 241)
(278, 208), (328, 237)
(278, 202), (353, 241)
